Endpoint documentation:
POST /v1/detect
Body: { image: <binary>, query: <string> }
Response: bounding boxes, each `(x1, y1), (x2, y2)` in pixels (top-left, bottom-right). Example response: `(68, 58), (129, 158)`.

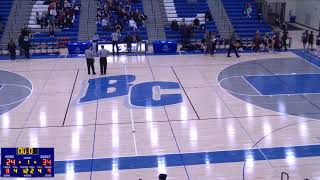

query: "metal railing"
(7, 0), (31, 40)
(212, 0), (232, 37)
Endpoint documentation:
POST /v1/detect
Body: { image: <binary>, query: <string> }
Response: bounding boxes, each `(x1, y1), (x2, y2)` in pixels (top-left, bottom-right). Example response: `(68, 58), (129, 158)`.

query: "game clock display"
(1, 148), (54, 177)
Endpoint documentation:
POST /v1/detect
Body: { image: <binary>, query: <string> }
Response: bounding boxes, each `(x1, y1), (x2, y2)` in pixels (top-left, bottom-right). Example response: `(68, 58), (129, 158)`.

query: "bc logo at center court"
(79, 75), (183, 107)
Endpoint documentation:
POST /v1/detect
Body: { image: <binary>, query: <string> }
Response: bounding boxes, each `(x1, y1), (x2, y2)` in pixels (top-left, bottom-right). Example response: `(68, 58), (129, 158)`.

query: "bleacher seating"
(28, 1), (80, 46)
(163, 0), (218, 41)
(97, 0), (148, 42)
(0, 0), (14, 40)
(222, 0), (271, 39)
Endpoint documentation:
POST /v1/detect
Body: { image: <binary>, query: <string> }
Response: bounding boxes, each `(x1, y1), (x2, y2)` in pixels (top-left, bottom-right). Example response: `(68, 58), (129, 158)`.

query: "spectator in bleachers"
(56, 2), (63, 11)
(64, 0), (71, 8)
(205, 10), (212, 21)
(93, 33), (100, 42)
(49, 27), (55, 37)
(302, 30), (309, 50)
(74, 4), (80, 15)
(111, 30), (120, 56)
(56, 13), (65, 28)
(137, 11), (147, 27)
(50, 7), (57, 17)
(114, 20), (123, 32)
(308, 31), (314, 50)
(193, 17), (200, 31)
(171, 20), (179, 31)
(180, 18), (186, 27)
(129, 18), (137, 31)
(96, 10), (103, 24)
(125, 0), (131, 11)
(65, 15), (73, 28)
(7, 39), (17, 61)
(245, 3), (252, 18)
(132, 9), (140, 22)
(101, 17), (109, 31)
(36, 12), (41, 25)
(21, 25), (31, 37)
(48, 14), (56, 28)
(40, 13), (48, 29)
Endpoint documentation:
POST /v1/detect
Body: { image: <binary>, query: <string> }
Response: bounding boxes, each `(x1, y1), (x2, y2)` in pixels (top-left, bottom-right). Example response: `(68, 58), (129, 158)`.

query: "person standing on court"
(22, 36), (30, 59)
(84, 46), (96, 75)
(302, 30), (308, 50)
(227, 33), (240, 58)
(111, 30), (120, 56)
(308, 31), (314, 50)
(316, 32), (320, 55)
(97, 45), (108, 75)
(7, 38), (17, 61)
(281, 30), (288, 51)
(125, 33), (133, 53)
(136, 33), (143, 54)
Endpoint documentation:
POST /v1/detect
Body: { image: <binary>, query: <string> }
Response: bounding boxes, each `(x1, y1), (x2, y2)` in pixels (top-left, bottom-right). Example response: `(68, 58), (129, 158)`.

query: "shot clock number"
(16, 148), (38, 155)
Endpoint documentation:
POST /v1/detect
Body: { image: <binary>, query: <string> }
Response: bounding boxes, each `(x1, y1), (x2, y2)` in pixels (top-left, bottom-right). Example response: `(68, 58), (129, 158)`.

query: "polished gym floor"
(0, 49), (320, 179)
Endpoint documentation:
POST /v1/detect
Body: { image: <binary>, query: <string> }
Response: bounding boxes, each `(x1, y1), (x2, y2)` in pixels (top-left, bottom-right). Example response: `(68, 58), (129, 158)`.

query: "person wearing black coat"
(308, 31), (314, 50)
(316, 32), (320, 54)
(22, 36), (31, 59)
(281, 30), (288, 51)
(227, 33), (240, 58)
(7, 39), (16, 61)
(302, 30), (308, 50)
(18, 35), (24, 57)
(125, 34), (133, 53)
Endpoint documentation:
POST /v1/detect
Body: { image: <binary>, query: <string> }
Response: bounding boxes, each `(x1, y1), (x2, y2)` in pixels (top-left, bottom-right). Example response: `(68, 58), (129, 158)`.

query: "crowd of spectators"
(96, 0), (147, 33)
(249, 27), (289, 53)
(35, 0), (81, 37)
(170, 10), (212, 44)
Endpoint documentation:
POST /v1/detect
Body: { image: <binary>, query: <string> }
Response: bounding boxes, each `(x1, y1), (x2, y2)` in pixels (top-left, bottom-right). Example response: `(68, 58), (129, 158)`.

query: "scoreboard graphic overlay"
(1, 148), (54, 177)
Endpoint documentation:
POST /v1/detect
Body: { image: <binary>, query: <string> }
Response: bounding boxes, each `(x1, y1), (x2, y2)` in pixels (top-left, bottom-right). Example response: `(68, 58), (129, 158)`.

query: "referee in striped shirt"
(97, 45), (109, 75)
(84, 46), (96, 75)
